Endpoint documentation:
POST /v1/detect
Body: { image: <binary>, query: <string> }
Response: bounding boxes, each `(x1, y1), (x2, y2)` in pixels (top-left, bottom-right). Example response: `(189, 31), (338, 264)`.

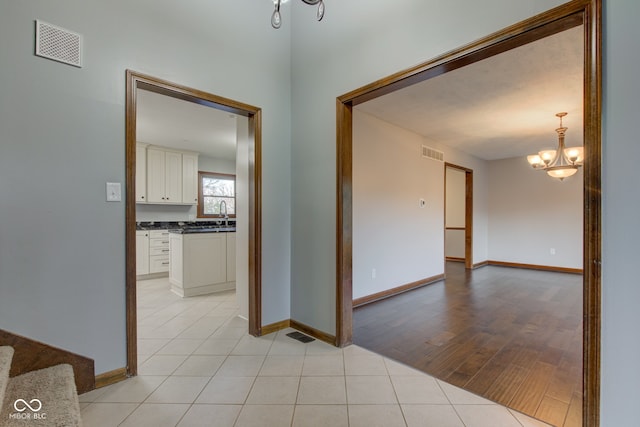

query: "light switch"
(106, 182), (121, 202)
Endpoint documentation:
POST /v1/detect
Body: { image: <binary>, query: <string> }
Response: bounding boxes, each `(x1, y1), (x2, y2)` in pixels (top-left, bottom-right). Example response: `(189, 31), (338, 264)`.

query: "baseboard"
(487, 260), (583, 274)
(352, 274), (445, 308)
(261, 319), (290, 336)
(0, 328), (95, 394)
(446, 257), (465, 262)
(137, 272), (169, 281)
(95, 367), (127, 389)
(473, 260), (489, 269)
(289, 319), (336, 346)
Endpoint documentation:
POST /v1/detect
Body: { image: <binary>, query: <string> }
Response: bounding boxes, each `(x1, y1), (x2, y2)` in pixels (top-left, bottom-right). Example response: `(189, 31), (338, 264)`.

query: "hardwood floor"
(353, 262), (583, 427)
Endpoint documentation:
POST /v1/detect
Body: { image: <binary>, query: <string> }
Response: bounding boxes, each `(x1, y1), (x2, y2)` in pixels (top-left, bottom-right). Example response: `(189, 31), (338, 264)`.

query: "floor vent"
(422, 145), (444, 162)
(286, 331), (315, 343)
(35, 20), (83, 68)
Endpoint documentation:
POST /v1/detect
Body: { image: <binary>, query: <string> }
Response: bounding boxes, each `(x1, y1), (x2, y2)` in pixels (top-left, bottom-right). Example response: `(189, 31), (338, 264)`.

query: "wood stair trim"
(0, 329), (95, 394)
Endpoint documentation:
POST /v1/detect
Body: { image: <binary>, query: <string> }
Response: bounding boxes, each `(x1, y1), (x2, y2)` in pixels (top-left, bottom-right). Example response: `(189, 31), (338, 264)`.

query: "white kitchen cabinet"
(164, 151), (182, 203)
(146, 148), (182, 203)
(136, 230), (150, 275)
(149, 230), (170, 273)
(226, 232), (236, 282)
(182, 153), (199, 204)
(169, 232), (235, 297)
(136, 143), (148, 202)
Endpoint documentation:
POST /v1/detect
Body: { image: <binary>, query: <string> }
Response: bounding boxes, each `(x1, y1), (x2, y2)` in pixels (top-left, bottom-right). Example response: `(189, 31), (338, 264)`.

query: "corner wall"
(0, 0), (291, 374)
(488, 157), (583, 269)
(353, 111), (444, 299)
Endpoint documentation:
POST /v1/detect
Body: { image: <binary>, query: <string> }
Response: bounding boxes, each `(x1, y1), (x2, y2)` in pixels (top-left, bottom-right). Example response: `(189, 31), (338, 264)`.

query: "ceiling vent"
(422, 145), (444, 162)
(35, 20), (83, 68)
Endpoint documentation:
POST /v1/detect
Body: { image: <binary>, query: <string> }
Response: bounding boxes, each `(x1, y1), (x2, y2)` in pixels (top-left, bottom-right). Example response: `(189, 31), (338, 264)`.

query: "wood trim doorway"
(444, 163), (473, 269)
(125, 70), (263, 377)
(336, 0), (601, 425)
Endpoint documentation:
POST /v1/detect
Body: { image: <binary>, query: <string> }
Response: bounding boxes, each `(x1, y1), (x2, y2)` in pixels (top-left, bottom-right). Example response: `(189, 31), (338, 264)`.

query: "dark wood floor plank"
(563, 391), (583, 427)
(508, 361), (556, 414)
(536, 395), (570, 427)
(483, 363), (530, 406)
(353, 262), (582, 426)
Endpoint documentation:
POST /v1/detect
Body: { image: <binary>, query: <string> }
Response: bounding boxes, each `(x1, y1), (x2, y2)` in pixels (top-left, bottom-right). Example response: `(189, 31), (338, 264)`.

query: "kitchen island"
(168, 227), (236, 297)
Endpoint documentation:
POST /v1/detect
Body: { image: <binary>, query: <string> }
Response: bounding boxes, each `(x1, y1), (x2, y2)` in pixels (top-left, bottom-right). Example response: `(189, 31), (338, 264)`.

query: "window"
(198, 171), (236, 218)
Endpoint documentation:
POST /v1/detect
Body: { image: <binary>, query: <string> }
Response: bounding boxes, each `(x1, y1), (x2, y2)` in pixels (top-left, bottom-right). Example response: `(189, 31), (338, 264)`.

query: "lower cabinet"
(136, 231), (150, 275)
(226, 232), (236, 282)
(169, 232), (235, 297)
(149, 230), (170, 273)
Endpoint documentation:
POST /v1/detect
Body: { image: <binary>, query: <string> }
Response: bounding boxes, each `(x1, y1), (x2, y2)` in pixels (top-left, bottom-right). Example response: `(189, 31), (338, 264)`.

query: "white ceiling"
(136, 89), (238, 160)
(355, 25), (584, 161)
(136, 26), (583, 163)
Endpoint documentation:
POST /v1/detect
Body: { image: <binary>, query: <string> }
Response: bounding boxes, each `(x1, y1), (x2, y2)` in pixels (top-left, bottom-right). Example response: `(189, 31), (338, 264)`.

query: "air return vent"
(35, 20), (83, 68)
(422, 145), (444, 162)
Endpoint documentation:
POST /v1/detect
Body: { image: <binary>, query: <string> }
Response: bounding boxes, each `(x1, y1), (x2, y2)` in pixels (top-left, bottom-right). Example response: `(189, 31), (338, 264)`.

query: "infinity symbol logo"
(13, 399), (42, 412)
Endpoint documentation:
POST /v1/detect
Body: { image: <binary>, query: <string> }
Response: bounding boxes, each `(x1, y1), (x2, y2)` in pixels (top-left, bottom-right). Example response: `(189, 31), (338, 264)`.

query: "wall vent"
(422, 145), (444, 162)
(35, 20), (83, 68)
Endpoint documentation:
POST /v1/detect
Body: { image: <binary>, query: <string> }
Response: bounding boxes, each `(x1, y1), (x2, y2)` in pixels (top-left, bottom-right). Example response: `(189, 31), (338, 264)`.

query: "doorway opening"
(125, 71), (263, 376)
(445, 163), (473, 269)
(337, 1), (601, 425)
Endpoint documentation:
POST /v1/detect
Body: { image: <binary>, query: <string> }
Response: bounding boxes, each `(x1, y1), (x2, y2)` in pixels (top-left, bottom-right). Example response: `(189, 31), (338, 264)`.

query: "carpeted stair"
(0, 346), (82, 426)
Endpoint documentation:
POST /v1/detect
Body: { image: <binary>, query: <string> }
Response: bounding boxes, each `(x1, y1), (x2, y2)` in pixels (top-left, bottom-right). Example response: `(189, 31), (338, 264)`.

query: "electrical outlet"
(550, 248), (556, 255)
(372, 268), (377, 279)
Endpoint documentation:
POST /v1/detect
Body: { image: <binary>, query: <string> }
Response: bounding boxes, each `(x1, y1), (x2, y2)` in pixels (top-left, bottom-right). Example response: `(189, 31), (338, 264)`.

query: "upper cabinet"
(138, 145), (199, 205)
(182, 153), (199, 204)
(136, 143), (148, 202)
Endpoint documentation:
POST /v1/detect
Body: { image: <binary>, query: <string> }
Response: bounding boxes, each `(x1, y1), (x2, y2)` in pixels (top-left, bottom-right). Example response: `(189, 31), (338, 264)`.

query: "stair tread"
(0, 364), (82, 426)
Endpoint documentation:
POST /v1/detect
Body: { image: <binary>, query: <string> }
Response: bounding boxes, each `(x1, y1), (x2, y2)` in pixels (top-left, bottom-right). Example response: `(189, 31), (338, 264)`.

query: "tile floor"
(79, 277), (552, 427)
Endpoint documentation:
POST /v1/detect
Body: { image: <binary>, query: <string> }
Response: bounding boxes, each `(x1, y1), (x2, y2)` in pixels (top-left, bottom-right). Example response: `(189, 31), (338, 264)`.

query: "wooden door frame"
(125, 70), (263, 376)
(444, 163), (473, 269)
(336, 0), (601, 424)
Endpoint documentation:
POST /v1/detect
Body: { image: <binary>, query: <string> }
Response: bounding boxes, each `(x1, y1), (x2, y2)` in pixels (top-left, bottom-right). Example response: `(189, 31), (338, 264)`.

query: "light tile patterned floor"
(79, 277), (551, 427)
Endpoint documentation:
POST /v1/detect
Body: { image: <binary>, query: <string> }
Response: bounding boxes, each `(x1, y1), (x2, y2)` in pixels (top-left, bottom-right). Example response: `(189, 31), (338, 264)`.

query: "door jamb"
(125, 70), (263, 376)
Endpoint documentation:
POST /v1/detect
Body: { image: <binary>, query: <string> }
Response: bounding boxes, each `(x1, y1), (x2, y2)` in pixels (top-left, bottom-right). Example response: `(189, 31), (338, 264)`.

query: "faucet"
(219, 200), (228, 227)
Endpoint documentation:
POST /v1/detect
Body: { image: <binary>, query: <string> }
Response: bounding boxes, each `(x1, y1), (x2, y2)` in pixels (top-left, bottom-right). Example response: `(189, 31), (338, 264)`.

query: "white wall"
(198, 155), (236, 175)
(0, 0), (291, 374)
(353, 111), (444, 299)
(445, 167), (466, 259)
(488, 157), (583, 269)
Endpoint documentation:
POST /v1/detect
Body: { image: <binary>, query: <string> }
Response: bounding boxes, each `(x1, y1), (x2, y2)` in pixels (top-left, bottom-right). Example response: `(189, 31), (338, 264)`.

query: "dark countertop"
(168, 226), (236, 234)
(136, 220), (236, 232)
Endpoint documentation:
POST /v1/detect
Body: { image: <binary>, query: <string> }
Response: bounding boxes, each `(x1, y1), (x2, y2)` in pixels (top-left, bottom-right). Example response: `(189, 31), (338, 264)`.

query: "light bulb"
(547, 167), (578, 180)
(539, 149), (556, 165)
(527, 154), (542, 168)
(271, 9), (281, 28)
(317, 1), (325, 21)
(564, 146), (584, 164)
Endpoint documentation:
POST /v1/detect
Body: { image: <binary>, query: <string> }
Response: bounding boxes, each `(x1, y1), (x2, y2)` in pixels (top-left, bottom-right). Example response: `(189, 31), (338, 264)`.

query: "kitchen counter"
(136, 220), (236, 232)
(168, 226), (235, 234)
(169, 230), (236, 298)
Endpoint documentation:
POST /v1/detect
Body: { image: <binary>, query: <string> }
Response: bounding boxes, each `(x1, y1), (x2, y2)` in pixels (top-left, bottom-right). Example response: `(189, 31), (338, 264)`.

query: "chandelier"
(526, 112), (584, 180)
(271, 0), (325, 29)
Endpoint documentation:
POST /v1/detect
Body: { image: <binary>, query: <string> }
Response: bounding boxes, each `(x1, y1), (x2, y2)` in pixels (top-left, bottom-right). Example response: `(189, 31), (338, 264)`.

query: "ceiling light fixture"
(526, 112), (584, 180)
(271, 0), (325, 29)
